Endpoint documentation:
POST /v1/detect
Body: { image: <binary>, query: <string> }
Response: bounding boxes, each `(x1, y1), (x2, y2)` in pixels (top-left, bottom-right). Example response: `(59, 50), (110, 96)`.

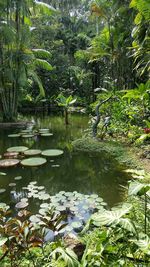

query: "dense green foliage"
(0, 0), (149, 122)
(0, 0), (150, 266)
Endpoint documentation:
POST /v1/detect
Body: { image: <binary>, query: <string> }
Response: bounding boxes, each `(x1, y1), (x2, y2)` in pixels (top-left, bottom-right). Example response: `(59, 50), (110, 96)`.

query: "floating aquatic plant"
(0, 159), (20, 168)
(24, 149), (42, 156)
(14, 176), (22, 180)
(8, 134), (21, 138)
(41, 149), (64, 157)
(7, 146), (28, 153)
(21, 157), (47, 167)
(0, 189), (6, 194)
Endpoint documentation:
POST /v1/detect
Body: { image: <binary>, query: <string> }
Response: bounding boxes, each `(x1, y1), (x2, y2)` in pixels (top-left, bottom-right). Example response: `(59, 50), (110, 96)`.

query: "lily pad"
(8, 134), (20, 138)
(30, 215), (41, 223)
(14, 176), (22, 180)
(40, 203), (49, 209)
(20, 129), (31, 133)
(51, 164), (60, 168)
(20, 198), (28, 202)
(24, 149), (41, 156)
(21, 157), (47, 167)
(38, 193), (50, 200)
(0, 189), (6, 194)
(40, 133), (53, 137)
(39, 128), (49, 132)
(0, 172), (7, 176)
(15, 201), (29, 209)
(7, 146), (28, 153)
(9, 183), (16, 187)
(71, 221), (82, 229)
(21, 134), (35, 138)
(41, 149), (64, 157)
(4, 152), (19, 158)
(0, 159), (20, 168)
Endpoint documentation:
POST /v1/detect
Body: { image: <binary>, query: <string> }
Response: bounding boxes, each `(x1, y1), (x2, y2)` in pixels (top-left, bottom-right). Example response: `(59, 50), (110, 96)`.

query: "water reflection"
(0, 114), (129, 208)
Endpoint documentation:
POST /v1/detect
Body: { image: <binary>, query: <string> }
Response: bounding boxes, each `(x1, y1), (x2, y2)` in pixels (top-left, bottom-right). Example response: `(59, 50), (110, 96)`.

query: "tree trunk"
(64, 109), (69, 125)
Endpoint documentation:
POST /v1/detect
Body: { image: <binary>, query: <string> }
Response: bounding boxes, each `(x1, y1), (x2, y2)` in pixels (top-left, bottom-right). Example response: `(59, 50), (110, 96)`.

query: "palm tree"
(0, 0), (55, 121)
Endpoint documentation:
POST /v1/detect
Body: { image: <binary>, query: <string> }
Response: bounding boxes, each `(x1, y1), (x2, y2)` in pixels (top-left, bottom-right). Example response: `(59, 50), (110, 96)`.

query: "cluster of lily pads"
(0, 145), (64, 168)
(14, 181), (107, 234)
(8, 128), (53, 138)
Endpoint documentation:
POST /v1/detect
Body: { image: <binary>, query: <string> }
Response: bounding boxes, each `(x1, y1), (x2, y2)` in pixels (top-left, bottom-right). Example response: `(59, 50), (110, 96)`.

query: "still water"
(0, 114), (129, 208)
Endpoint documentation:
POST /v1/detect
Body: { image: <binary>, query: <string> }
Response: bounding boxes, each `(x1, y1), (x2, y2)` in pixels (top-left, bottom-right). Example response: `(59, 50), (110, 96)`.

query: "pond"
(0, 114), (130, 212)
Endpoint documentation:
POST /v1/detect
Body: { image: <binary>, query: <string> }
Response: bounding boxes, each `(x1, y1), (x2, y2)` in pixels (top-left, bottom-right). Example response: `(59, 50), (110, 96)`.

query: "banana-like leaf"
(32, 49), (52, 59)
(29, 70), (45, 97)
(34, 1), (56, 15)
(35, 59), (53, 71)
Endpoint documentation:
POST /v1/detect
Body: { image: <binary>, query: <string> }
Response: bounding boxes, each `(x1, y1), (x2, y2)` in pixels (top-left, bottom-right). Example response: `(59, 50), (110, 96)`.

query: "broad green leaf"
(32, 49), (52, 59)
(35, 59), (53, 71)
(34, 1), (56, 15)
(91, 205), (132, 226)
(128, 182), (150, 196)
(131, 235), (150, 255)
(119, 218), (136, 233)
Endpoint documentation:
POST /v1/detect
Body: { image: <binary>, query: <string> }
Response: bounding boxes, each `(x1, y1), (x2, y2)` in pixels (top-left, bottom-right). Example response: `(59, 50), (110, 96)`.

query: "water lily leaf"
(41, 149), (64, 157)
(40, 203), (49, 208)
(51, 164), (60, 168)
(55, 205), (66, 212)
(101, 202), (107, 206)
(14, 176), (22, 180)
(24, 149), (42, 156)
(21, 157), (47, 167)
(30, 215), (41, 223)
(15, 201), (29, 209)
(20, 129), (32, 134)
(96, 197), (103, 202)
(10, 190), (15, 194)
(7, 146), (28, 153)
(40, 133), (53, 137)
(39, 209), (47, 215)
(39, 128), (49, 132)
(20, 198), (28, 202)
(0, 159), (20, 168)
(0, 172), (7, 176)
(38, 193), (50, 200)
(29, 181), (37, 185)
(38, 186), (45, 190)
(22, 134), (35, 138)
(0, 189), (6, 194)
(9, 183), (16, 187)
(90, 194), (98, 198)
(8, 134), (20, 138)
(0, 237), (8, 247)
(71, 221), (82, 229)
(4, 152), (19, 158)
(65, 192), (73, 197)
